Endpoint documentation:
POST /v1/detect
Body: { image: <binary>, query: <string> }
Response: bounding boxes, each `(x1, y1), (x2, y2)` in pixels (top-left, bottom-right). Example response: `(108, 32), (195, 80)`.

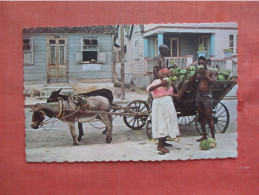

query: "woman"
(147, 69), (180, 153)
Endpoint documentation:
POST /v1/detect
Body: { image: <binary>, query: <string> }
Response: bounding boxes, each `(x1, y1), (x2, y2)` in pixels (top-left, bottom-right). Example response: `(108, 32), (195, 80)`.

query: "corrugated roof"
(23, 25), (117, 34)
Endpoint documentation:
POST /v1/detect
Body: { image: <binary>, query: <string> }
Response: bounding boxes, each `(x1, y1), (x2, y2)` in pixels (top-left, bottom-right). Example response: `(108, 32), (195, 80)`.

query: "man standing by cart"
(147, 44), (170, 105)
(195, 56), (218, 142)
(153, 44), (169, 80)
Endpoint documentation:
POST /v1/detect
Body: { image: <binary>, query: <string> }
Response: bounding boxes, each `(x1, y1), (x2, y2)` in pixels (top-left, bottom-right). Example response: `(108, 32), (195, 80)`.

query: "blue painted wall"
(24, 33), (113, 84)
(24, 36), (47, 84)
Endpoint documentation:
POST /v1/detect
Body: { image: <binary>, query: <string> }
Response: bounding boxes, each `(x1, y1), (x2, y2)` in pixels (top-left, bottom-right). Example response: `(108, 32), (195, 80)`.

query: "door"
(47, 36), (68, 83)
(199, 36), (208, 51)
(170, 38), (179, 57)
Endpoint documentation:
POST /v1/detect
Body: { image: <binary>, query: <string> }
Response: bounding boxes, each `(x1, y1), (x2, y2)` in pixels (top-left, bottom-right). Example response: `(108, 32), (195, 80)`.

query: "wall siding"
(68, 34), (113, 83)
(24, 33), (113, 84)
(24, 36), (47, 84)
(124, 25), (145, 75)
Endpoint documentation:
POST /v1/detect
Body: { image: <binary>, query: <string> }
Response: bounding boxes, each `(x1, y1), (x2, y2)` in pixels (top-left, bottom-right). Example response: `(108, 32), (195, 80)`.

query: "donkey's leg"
(102, 127), (107, 135)
(67, 123), (79, 146)
(78, 122), (84, 142)
(98, 114), (113, 143)
(96, 115), (107, 135)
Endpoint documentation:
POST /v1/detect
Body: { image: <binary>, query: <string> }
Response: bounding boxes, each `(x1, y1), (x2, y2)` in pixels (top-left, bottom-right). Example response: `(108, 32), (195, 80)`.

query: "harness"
(39, 100), (80, 128)
(56, 100), (63, 119)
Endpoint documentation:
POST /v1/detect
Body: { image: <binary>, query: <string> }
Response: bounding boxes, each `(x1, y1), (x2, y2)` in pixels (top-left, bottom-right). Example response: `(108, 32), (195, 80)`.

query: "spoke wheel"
(123, 100), (150, 130)
(178, 115), (196, 126)
(195, 101), (230, 135)
(145, 114), (152, 140)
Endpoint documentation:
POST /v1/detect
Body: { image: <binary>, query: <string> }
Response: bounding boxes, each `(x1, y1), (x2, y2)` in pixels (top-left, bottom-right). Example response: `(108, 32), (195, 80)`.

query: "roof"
(23, 25), (117, 34)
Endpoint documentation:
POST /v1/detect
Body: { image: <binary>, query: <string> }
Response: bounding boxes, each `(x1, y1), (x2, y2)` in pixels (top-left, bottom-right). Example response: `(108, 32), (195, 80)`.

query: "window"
(23, 37), (33, 64)
(199, 36), (208, 51)
(229, 35), (234, 51)
(155, 38), (158, 55)
(236, 35), (238, 54)
(229, 34), (238, 54)
(135, 40), (139, 59)
(82, 38), (98, 62)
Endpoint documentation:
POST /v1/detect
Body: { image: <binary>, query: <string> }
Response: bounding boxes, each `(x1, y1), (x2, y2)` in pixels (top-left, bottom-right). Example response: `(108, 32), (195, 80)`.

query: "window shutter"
(76, 52), (82, 63)
(98, 52), (106, 63)
(24, 52), (32, 64)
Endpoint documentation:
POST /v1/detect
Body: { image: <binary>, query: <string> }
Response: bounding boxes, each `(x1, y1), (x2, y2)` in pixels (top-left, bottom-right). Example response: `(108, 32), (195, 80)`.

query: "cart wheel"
(195, 101), (230, 135)
(178, 115), (196, 126)
(123, 100), (150, 130)
(145, 114), (152, 140)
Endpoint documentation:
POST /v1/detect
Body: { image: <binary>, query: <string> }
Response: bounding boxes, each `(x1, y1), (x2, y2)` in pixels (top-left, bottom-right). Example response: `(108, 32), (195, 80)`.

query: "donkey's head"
(47, 88), (62, 103)
(30, 104), (45, 129)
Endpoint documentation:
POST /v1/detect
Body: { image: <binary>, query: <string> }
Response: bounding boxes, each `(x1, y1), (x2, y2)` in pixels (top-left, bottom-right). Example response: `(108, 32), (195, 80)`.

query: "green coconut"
(170, 69), (178, 76)
(218, 75), (225, 81)
(207, 138), (216, 148)
(188, 71), (195, 76)
(179, 69), (187, 74)
(198, 65), (204, 69)
(163, 78), (172, 89)
(179, 75), (185, 80)
(188, 66), (195, 71)
(171, 76), (178, 81)
(200, 139), (210, 150)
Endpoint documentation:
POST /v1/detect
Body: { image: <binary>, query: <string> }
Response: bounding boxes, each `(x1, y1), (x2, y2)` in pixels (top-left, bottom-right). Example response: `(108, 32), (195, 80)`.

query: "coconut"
(200, 139), (210, 150)
(163, 78), (172, 89)
(218, 75), (225, 81)
(207, 138), (216, 148)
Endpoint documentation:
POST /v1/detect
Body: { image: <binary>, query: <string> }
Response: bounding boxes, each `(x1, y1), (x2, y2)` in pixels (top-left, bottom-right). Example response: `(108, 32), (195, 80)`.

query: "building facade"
(144, 23), (238, 60)
(23, 26), (117, 93)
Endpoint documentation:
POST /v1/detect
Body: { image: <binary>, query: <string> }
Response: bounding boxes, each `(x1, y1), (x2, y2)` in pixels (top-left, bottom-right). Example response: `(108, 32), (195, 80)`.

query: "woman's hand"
(160, 80), (169, 87)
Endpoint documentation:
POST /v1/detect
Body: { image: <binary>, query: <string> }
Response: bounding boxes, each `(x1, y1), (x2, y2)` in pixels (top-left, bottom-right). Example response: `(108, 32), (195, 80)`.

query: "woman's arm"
(148, 80), (168, 92)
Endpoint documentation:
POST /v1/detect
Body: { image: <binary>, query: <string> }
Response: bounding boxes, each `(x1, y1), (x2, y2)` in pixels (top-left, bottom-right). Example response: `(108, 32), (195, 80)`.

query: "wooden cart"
(145, 76), (237, 139)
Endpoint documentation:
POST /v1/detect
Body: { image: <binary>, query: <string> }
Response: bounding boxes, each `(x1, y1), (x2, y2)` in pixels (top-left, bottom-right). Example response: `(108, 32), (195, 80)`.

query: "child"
(147, 69), (180, 153)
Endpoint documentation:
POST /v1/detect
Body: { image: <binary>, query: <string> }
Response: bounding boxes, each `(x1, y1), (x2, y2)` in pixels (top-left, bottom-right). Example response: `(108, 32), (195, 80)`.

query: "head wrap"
(158, 68), (170, 74)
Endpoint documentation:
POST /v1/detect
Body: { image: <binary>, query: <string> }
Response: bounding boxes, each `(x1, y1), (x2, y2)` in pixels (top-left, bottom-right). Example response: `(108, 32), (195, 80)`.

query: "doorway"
(47, 36), (68, 83)
(170, 38), (180, 57)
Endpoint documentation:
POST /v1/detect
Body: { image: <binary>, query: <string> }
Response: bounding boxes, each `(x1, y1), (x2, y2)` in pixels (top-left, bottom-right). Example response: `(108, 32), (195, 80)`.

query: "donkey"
(47, 88), (114, 141)
(31, 95), (113, 145)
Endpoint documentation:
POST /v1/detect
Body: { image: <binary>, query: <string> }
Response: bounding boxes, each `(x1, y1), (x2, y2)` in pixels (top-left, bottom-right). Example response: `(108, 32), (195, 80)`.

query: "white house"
(115, 23), (238, 94)
(144, 23), (238, 60)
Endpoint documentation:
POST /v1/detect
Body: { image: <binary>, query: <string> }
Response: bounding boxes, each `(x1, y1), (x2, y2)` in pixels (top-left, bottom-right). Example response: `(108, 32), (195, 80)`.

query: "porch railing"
(164, 57), (188, 68)
(145, 57), (237, 76)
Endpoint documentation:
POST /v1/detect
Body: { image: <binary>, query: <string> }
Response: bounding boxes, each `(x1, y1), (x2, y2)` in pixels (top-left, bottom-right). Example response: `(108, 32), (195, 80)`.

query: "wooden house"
(23, 25), (117, 93)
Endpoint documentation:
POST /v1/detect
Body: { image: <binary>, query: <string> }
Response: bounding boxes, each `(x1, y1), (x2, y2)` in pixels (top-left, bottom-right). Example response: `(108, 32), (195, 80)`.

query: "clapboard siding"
(69, 72), (111, 79)
(68, 34), (112, 83)
(124, 25), (145, 75)
(24, 33), (114, 84)
(24, 35), (47, 83)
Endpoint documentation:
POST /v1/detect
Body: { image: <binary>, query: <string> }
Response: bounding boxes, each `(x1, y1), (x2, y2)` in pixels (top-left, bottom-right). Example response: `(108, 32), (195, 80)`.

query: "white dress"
(152, 96), (180, 139)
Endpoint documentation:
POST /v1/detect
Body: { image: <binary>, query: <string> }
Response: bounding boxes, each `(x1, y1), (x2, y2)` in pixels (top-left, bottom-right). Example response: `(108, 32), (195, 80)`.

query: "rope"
(89, 121), (106, 129)
(42, 119), (55, 131)
(39, 108), (80, 128)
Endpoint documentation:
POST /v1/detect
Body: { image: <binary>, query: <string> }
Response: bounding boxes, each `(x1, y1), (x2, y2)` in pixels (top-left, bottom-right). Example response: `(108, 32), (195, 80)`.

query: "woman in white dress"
(147, 69), (180, 153)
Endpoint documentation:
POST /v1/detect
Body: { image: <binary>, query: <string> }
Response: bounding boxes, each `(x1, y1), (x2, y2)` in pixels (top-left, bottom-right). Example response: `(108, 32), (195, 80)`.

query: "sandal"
(163, 142), (173, 147)
(157, 146), (170, 153)
(196, 137), (207, 142)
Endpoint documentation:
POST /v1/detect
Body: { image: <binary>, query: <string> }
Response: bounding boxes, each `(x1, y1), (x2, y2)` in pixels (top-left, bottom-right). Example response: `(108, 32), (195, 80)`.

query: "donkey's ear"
(30, 105), (37, 112)
(57, 88), (62, 93)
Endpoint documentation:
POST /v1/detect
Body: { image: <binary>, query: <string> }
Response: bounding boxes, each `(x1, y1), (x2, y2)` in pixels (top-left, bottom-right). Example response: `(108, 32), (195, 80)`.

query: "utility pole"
(120, 25), (125, 100)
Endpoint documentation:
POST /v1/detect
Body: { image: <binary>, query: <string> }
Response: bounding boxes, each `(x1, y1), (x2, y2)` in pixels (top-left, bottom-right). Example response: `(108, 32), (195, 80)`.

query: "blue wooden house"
(23, 26), (117, 87)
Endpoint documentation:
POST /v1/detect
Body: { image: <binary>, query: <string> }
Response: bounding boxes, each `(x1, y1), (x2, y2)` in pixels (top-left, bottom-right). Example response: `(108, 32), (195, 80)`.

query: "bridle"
(32, 100), (80, 130)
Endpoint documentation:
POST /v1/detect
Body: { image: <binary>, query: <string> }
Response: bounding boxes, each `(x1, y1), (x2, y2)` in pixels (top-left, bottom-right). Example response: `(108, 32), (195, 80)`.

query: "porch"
(144, 32), (215, 60)
(145, 56), (238, 77)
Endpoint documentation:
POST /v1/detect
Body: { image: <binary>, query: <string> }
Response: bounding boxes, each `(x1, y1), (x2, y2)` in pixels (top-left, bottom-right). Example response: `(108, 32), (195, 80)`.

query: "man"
(195, 56), (218, 142)
(153, 44), (169, 80)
